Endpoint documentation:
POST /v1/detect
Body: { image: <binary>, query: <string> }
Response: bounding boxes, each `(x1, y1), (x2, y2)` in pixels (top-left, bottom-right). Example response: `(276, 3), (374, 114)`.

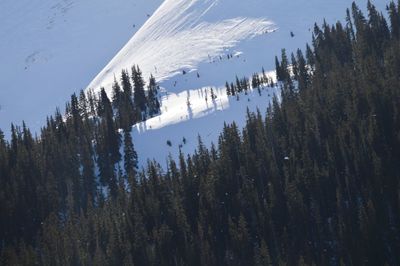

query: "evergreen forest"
(1, 1), (400, 265)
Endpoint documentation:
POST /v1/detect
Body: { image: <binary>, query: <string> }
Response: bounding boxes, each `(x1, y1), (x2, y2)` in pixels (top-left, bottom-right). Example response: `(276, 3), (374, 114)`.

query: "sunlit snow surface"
(88, 0), (276, 93)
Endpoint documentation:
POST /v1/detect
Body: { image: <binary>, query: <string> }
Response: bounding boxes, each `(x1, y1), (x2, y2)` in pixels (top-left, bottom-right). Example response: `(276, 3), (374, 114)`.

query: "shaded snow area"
(0, 0), (162, 133)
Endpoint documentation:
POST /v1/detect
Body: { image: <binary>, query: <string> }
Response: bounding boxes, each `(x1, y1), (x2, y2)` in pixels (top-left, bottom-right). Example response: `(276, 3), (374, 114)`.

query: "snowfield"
(0, 0), (162, 132)
(0, 0), (387, 166)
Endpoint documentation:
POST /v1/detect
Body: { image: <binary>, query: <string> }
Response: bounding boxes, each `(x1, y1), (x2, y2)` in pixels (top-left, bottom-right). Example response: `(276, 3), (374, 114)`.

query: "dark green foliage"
(1, 2), (400, 265)
(97, 88), (121, 197)
(225, 81), (231, 96)
(113, 72), (135, 130)
(123, 129), (138, 187)
(112, 67), (162, 128)
(147, 75), (161, 117)
(132, 65), (148, 120)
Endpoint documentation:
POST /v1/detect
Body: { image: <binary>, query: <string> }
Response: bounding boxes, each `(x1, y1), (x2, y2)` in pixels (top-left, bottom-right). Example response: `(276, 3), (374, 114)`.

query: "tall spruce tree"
(132, 65), (147, 121)
(123, 129), (138, 187)
(147, 75), (161, 117)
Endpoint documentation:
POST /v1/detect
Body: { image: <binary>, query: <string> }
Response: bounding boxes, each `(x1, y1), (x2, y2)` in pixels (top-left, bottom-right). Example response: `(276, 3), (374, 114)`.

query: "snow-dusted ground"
(1, 0), (387, 166)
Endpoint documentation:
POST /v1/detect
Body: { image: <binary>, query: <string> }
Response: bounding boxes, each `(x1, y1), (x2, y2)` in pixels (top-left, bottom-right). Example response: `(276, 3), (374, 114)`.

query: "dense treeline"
(226, 68), (276, 98)
(1, 1), (400, 265)
(0, 65), (159, 262)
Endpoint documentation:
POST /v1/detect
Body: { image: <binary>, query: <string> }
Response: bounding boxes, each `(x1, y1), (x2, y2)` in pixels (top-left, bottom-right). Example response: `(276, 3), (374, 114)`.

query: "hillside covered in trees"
(1, 1), (400, 265)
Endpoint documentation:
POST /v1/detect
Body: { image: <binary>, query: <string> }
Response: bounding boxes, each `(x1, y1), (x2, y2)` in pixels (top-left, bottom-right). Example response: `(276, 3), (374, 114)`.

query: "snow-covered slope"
(1, 0), (387, 166)
(0, 0), (162, 133)
(88, 0), (387, 96)
(87, 0), (276, 93)
(85, 0), (386, 167)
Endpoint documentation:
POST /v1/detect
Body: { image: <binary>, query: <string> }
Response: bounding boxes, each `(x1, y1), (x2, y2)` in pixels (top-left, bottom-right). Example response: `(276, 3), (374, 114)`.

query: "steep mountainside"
(0, 0), (386, 165)
(86, 0), (387, 166)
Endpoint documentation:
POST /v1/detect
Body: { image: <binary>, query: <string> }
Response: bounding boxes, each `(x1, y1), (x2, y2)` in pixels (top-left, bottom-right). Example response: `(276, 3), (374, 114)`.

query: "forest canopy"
(1, 1), (400, 265)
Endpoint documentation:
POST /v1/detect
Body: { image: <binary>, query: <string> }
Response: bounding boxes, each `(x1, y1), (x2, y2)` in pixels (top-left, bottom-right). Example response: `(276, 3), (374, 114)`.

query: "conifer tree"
(119, 70), (135, 129)
(123, 129), (138, 187)
(147, 75), (161, 117)
(97, 88), (120, 196)
(132, 65), (147, 121)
